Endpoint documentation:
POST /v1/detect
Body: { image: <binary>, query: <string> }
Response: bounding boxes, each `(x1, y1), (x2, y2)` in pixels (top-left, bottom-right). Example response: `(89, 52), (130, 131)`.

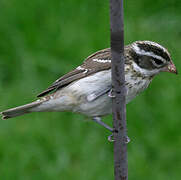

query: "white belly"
(57, 69), (151, 117)
(36, 69), (151, 117)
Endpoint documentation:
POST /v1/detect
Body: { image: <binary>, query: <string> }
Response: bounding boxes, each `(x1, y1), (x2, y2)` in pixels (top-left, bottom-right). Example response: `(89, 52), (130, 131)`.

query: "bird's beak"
(163, 61), (178, 74)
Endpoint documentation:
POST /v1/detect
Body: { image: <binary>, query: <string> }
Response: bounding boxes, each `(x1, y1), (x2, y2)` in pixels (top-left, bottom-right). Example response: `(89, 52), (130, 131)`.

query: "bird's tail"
(1, 100), (43, 120)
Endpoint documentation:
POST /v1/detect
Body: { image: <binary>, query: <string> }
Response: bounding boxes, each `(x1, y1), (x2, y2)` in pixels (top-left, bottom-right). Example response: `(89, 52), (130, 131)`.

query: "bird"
(1, 40), (177, 132)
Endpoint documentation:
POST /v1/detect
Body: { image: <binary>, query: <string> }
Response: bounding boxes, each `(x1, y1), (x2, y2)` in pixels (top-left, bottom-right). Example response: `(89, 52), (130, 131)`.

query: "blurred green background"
(0, 0), (181, 179)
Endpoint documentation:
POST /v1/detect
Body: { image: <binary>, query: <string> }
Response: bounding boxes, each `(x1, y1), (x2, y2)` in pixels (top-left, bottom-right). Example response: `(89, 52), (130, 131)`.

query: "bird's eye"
(152, 58), (164, 67)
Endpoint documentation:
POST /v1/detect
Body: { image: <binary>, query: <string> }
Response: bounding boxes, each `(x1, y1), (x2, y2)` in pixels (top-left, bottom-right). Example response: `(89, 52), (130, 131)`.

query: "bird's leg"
(93, 117), (131, 143)
(92, 117), (113, 132)
(92, 117), (114, 142)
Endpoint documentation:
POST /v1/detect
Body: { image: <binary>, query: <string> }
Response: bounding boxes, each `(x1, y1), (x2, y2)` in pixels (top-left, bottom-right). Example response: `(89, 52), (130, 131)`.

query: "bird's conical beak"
(163, 61), (178, 74)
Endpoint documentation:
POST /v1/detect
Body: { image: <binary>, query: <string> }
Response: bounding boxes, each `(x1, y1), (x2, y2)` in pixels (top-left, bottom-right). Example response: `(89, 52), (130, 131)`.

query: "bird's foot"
(108, 134), (131, 143)
(108, 89), (115, 98)
(108, 134), (114, 142)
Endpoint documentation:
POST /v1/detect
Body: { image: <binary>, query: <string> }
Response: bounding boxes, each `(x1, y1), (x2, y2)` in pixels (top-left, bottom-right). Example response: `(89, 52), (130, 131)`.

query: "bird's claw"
(108, 134), (114, 142)
(108, 89), (115, 98)
(108, 134), (131, 144)
(125, 136), (131, 144)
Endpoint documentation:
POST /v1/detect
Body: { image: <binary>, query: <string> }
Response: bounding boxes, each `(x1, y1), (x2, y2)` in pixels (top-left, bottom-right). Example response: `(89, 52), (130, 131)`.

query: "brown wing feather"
(37, 48), (111, 97)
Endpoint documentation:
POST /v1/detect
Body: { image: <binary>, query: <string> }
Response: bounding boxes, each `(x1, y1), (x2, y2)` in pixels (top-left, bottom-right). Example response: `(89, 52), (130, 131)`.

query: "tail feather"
(1, 100), (43, 120)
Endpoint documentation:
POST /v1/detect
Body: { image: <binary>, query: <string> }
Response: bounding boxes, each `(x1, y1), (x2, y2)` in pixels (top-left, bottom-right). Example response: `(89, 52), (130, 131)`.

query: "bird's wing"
(37, 48), (111, 97)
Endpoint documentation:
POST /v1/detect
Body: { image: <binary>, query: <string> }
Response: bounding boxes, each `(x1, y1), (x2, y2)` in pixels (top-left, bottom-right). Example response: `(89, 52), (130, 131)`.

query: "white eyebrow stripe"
(92, 59), (111, 63)
(132, 44), (166, 62)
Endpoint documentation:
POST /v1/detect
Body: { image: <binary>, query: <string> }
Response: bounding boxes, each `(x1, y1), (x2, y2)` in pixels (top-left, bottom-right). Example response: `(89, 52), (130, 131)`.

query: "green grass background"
(0, 0), (181, 179)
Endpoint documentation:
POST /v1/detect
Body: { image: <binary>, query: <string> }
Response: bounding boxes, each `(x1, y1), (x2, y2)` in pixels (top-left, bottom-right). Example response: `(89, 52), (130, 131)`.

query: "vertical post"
(109, 0), (128, 180)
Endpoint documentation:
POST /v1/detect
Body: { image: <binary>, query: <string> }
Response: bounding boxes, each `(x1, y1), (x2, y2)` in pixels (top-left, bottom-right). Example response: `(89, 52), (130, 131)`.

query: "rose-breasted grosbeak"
(1, 41), (177, 131)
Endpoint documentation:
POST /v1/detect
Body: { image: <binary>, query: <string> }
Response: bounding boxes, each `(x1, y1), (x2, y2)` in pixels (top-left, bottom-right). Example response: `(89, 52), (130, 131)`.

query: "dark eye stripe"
(153, 58), (163, 65)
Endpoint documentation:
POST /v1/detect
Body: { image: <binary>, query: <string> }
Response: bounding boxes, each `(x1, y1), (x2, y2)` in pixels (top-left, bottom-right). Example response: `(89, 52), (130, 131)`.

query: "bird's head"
(129, 40), (177, 77)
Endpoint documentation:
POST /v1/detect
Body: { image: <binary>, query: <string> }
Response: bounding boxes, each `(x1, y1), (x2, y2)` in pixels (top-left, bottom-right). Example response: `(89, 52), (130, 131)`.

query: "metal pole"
(109, 0), (128, 180)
